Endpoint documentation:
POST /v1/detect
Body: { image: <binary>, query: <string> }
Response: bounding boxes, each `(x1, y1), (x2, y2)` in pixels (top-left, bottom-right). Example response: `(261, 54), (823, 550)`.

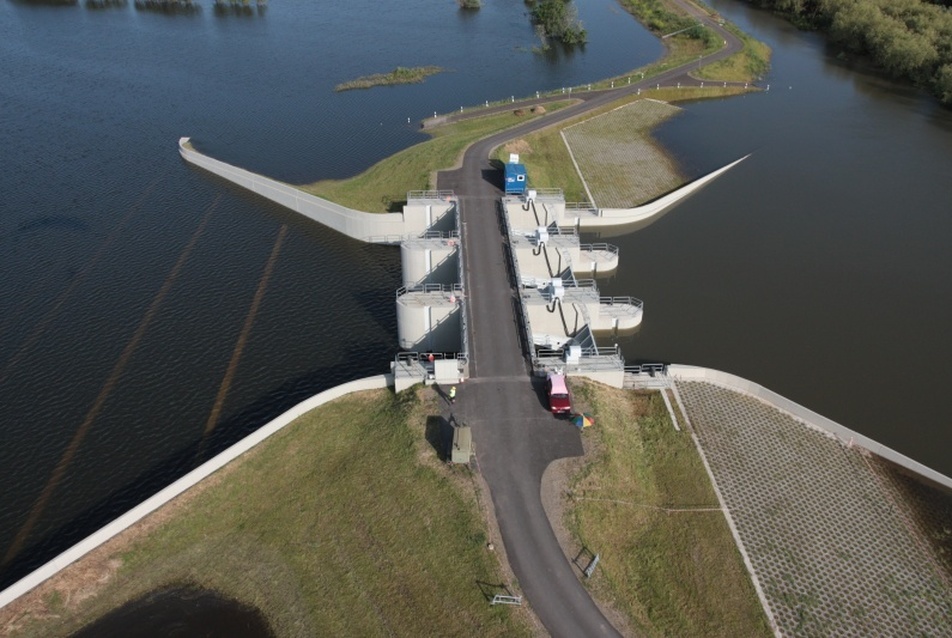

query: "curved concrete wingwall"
(0, 374), (393, 610)
(578, 155), (750, 228)
(178, 138), (407, 243)
(669, 364), (952, 491)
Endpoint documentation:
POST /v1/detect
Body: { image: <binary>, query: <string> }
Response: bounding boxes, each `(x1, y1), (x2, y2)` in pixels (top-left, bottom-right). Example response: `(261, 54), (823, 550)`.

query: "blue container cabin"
(504, 161), (528, 195)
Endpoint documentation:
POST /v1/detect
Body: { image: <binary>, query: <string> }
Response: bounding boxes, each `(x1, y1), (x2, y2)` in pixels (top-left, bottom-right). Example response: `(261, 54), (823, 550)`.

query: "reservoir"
(1, 0), (950, 592)
(0, 0), (660, 588)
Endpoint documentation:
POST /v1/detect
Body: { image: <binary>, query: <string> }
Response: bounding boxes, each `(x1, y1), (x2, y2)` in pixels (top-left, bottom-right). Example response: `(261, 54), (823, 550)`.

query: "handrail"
(579, 242), (619, 255)
(625, 363), (668, 375)
(599, 295), (644, 309)
(396, 282), (464, 297)
(407, 189), (455, 201)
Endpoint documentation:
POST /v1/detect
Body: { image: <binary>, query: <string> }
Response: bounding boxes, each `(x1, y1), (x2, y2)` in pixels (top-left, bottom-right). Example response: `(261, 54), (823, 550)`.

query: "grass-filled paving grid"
(561, 100), (685, 208)
(677, 380), (952, 637)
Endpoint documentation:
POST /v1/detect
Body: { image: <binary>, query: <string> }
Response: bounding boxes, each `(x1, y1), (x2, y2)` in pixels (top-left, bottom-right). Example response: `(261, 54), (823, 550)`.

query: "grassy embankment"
(3, 389), (532, 638)
(302, 1), (768, 213)
(567, 381), (771, 636)
(334, 66), (444, 92)
(492, 86), (749, 203)
(300, 103), (570, 212)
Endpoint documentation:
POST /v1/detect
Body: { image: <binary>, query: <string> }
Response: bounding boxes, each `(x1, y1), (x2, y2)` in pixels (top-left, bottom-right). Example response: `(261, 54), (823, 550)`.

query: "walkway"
(435, 7), (746, 635)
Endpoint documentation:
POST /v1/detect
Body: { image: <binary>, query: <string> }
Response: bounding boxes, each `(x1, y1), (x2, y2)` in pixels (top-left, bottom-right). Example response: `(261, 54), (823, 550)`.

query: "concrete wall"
(402, 200), (457, 236)
(178, 138), (407, 243)
(669, 365), (952, 491)
(0, 374), (393, 610)
(396, 297), (461, 352)
(401, 242), (459, 286)
(565, 155), (750, 230)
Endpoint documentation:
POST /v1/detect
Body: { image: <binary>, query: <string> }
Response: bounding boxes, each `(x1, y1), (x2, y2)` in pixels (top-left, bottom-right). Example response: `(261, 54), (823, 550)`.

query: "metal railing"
(455, 197), (469, 363)
(407, 189), (455, 201)
(564, 201), (594, 210)
(395, 282), (464, 297)
(625, 363), (668, 376)
(600, 295), (644, 310)
(528, 187), (564, 199)
(580, 242), (619, 256)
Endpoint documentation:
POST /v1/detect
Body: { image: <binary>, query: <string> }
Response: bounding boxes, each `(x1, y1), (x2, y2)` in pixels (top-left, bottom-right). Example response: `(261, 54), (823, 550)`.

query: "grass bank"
(565, 381), (770, 636)
(335, 66), (444, 92)
(494, 86), (750, 201)
(2, 389), (532, 638)
(300, 102), (571, 212)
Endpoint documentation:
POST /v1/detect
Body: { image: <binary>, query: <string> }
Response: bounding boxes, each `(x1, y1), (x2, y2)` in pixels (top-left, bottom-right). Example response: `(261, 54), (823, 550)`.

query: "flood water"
(2, 0), (951, 595)
(0, 0), (660, 589)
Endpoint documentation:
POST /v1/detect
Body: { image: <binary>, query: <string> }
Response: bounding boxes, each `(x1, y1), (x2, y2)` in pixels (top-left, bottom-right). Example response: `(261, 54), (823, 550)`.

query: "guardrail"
(407, 189), (455, 201)
(625, 363), (668, 376)
(395, 282), (464, 297)
(455, 198), (469, 362)
(600, 295), (644, 310)
(565, 201), (594, 210)
(580, 242), (619, 256)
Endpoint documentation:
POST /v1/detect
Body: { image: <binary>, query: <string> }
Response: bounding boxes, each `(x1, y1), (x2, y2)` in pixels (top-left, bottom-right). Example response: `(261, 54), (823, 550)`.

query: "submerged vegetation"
(752, 0), (952, 104)
(526, 0), (588, 46)
(334, 66), (444, 92)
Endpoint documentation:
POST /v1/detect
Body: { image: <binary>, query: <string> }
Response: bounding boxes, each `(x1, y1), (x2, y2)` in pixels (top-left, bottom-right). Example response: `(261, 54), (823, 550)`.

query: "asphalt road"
(436, 8), (743, 636)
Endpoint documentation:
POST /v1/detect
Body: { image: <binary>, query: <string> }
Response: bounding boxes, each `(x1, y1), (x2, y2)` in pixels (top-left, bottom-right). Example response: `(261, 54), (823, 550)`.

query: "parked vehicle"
(546, 372), (572, 415)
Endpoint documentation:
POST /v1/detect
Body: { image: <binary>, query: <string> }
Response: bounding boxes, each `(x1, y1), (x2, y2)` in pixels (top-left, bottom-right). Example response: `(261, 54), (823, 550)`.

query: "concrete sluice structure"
(502, 193), (642, 387)
(392, 192), (468, 392)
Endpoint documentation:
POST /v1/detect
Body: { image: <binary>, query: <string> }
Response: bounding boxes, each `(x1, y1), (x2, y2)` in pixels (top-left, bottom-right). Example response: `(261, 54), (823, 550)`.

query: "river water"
(0, 0), (661, 589)
(2, 0), (950, 594)
(598, 0), (952, 478)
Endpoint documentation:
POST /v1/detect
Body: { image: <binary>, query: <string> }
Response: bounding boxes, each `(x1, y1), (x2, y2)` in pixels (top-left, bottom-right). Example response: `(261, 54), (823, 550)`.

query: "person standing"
(449, 385), (457, 404)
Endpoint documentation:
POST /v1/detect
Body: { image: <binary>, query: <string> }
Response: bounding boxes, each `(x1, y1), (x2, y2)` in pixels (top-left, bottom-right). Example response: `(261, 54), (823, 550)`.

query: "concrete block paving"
(676, 381), (952, 637)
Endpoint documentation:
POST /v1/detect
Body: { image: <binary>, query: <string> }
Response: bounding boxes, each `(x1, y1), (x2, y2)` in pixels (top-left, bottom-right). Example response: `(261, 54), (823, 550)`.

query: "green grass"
(300, 103), (572, 212)
(335, 66), (444, 92)
(7, 389), (531, 638)
(561, 100), (685, 207)
(565, 381), (771, 637)
(493, 87), (750, 202)
(695, 25), (772, 82)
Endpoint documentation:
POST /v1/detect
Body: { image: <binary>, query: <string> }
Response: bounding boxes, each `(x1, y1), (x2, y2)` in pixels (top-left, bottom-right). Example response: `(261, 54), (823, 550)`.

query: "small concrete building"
(450, 425), (472, 464)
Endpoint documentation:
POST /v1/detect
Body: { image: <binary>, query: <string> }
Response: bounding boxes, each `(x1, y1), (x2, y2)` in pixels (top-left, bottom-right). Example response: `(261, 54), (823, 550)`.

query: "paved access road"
(436, 8), (744, 636)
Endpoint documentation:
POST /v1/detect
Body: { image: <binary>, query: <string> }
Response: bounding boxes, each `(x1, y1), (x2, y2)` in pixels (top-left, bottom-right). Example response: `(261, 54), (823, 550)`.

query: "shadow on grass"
(425, 415), (456, 462)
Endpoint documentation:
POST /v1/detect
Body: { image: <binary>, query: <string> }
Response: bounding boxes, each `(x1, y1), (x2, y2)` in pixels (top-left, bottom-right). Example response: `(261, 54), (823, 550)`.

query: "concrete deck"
(676, 380), (952, 637)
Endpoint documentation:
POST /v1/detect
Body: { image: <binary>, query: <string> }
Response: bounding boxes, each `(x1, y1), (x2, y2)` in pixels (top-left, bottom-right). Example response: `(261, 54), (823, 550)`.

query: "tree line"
(750, 0), (952, 103)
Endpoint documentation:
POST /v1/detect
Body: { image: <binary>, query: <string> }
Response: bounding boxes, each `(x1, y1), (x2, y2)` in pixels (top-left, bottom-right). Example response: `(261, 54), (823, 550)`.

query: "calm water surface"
(597, 1), (952, 476)
(0, 0), (659, 587)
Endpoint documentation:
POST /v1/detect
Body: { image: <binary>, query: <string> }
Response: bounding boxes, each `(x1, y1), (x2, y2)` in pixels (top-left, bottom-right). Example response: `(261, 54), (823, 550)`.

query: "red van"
(546, 373), (572, 415)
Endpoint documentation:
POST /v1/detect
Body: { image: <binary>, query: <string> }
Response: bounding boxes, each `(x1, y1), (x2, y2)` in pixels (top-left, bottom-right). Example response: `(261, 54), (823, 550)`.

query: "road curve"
(437, 8), (745, 636)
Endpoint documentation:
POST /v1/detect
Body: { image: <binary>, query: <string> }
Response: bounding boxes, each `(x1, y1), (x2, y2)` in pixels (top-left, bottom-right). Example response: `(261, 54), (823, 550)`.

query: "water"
(0, 0), (660, 588)
(595, 1), (952, 476)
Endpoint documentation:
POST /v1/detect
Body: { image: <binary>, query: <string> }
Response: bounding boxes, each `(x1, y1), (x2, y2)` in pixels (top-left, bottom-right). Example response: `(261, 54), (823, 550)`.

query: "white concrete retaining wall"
(0, 374), (393, 610)
(669, 364), (952, 491)
(178, 138), (407, 243)
(570, 155), (750, 229)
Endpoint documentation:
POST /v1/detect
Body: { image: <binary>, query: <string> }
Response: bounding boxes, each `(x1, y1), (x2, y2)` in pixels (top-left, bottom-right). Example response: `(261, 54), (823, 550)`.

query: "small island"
(334, 66), (444, 92)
